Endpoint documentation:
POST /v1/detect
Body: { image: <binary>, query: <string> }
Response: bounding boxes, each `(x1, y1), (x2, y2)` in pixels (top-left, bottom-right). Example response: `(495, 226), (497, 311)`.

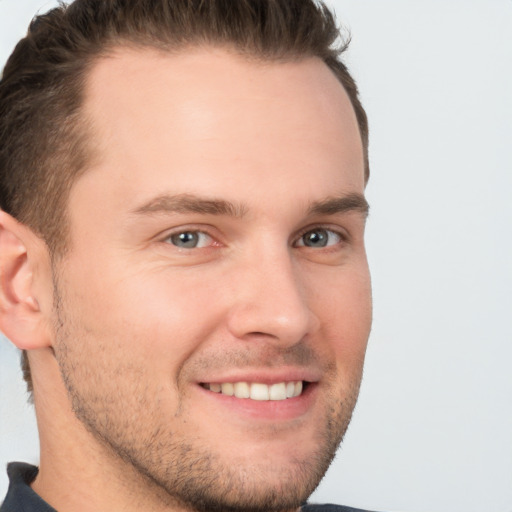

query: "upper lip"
(196, 367), (322, 385)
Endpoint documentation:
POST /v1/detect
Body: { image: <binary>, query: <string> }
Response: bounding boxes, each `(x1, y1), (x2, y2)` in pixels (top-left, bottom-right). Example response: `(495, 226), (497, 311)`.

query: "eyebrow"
(132, 192), (369, 219)
(307, 193), (370, 218)
(132, 193), (247, 218)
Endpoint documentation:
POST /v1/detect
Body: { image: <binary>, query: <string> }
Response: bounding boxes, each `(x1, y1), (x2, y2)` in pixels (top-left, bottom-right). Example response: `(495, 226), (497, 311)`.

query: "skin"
(0, 47), (371, 512)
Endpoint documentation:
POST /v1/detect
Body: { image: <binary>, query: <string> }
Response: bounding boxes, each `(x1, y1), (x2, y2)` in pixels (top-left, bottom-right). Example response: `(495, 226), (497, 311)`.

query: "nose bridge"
(226, 243), (318, 344)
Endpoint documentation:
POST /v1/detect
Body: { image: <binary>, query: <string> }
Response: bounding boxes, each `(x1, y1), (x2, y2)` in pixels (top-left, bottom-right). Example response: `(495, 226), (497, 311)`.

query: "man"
(0, 1), (373, 511)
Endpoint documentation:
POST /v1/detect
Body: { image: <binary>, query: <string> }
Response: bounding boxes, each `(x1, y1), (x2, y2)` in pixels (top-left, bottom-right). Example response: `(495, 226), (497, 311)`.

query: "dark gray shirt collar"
(1, 463), (56, 512)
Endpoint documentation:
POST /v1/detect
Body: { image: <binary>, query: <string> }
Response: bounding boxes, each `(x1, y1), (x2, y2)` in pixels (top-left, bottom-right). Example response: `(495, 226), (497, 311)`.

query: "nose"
(226, 249), (320, 346)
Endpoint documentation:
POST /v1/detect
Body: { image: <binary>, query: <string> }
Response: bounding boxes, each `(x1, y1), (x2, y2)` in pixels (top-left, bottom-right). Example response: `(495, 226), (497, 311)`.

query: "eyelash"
(293, 226), (348, 249)
(162, 225), (348, 251)
(162, 229), (216, 250)
(161, 224), (350, 251)
(164, 227), (347, 249)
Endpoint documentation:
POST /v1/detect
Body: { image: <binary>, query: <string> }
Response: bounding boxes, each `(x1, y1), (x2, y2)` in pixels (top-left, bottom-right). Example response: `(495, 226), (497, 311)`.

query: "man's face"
(51, 48), (372, 512)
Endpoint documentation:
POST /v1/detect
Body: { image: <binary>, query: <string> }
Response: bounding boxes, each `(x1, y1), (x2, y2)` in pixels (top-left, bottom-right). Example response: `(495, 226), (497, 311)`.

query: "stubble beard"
(51, 280), (363, 512)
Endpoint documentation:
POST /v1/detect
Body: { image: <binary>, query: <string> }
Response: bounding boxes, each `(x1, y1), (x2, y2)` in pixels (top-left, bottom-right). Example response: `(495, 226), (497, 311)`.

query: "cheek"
(315, 266), (372, 367)
(65, 266), (228, 369)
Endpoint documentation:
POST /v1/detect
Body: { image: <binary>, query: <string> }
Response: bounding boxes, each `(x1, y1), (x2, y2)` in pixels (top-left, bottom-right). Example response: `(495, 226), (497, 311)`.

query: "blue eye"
(167, 231), (212, 249)
(297, 228), (342, 248)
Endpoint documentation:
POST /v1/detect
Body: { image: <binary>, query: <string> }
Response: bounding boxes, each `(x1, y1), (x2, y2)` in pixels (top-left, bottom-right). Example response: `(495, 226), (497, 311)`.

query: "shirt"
(1, 463), (56, 512)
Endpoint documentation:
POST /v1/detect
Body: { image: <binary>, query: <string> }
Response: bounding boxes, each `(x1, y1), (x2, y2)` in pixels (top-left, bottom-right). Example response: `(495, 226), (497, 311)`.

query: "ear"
(0, 211), (53, 350)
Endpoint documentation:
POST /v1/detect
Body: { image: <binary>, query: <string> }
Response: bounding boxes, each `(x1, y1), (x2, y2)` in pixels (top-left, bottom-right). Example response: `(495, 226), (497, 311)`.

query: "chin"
(156, 455), (329, 512)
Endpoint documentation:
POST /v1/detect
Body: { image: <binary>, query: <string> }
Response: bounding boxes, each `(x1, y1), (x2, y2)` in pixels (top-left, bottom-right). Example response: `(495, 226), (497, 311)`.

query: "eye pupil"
(303, 229), (328, 247)
(171, 232), (199, 248)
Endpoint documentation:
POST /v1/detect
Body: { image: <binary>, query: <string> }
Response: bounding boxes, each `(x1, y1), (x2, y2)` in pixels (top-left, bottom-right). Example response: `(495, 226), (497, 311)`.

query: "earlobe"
(0, 211), (52, 350)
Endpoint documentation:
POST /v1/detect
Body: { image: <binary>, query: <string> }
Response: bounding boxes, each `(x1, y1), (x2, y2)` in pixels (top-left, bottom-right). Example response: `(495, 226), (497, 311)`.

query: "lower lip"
(197, 383), (318, 421)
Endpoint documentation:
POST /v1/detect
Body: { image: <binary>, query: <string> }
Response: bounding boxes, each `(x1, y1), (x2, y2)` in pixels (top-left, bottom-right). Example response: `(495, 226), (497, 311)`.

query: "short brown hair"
(0, 0), (369, 395)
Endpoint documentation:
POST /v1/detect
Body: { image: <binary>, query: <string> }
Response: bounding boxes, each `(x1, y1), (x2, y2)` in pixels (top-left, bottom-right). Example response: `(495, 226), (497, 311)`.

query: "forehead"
(76, 46), (364, 211)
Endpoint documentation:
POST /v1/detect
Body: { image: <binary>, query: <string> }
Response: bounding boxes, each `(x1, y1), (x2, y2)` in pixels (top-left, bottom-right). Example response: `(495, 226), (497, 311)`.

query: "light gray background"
(1, 1), (511, 511)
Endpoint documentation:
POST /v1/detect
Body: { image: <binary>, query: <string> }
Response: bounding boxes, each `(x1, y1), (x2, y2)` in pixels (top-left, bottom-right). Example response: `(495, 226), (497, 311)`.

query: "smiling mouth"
(200, 381), (306, 401)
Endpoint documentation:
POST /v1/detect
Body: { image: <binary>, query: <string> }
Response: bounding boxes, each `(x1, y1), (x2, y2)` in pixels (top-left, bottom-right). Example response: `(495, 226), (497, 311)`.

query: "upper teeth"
(204, 381), (303, 401)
